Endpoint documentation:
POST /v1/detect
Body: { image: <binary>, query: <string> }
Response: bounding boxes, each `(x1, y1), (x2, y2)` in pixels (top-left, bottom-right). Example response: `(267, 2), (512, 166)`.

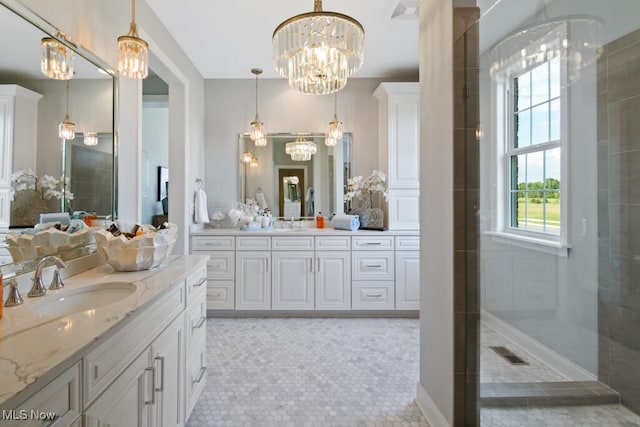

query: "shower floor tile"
(481, 404), (640, 426)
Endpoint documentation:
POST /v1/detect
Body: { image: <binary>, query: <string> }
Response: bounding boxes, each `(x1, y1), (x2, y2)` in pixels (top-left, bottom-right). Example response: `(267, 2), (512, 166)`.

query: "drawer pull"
(205, 242), (221, 246)
(365, 264), (382, 268)
(155, 356), (165, 392)
(364, 242), (382, 245)
(193, 277), (207, 288)
(193, 316), (207, 329)
(317, 258), (321, 272)
(144, 367), (156, 405)
(193, 366), (207, 385)
(365, 293), (383, 298)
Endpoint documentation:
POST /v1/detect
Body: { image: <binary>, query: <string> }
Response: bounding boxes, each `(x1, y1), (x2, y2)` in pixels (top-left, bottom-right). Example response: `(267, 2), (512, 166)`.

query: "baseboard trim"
(481, 310), (595, 381)
(416, 382), (451, 427)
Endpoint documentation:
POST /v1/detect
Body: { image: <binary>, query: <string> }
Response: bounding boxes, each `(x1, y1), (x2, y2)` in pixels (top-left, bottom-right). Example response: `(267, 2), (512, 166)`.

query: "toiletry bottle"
(316, 212), (324, 229)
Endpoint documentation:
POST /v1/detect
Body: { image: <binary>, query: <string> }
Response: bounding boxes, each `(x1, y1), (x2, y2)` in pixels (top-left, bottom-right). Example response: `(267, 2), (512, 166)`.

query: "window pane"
(549, 56), (560, 98)
(531, 62), (549, 105)
(512, 154), (525, 191)
(516, 72), (530, 111)
(550, 98), (560, 141)
(525, 192), (544, 232)
(515, 110), (531, 147)
(544, 191), (560, 235)
(545, 147), (561, 184)
(531, 103), (550, 145)
(526, 151), (544, 185)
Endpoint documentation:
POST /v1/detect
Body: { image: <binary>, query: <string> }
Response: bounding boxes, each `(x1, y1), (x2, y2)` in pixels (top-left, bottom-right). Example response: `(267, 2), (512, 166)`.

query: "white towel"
(194, 189), (209, 224)
(331, 214), (360, 231)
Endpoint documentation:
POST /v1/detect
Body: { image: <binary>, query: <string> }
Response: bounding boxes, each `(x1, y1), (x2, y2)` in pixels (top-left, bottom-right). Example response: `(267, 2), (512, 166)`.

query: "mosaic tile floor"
(185, 317), (640, 427)
(186, 317), (428, 427)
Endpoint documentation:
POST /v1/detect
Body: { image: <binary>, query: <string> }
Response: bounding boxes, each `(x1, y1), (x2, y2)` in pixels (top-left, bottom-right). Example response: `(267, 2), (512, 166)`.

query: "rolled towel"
(331, 214), (360, 231)
(39, 212), (71, 226)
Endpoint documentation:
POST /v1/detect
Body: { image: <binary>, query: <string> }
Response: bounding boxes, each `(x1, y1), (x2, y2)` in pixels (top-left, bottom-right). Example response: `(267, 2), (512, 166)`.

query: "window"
(505, 54), (562, 238)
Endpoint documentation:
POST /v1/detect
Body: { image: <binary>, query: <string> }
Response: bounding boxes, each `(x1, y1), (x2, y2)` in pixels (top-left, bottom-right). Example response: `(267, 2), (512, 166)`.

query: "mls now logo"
(2, 410), (57, 421)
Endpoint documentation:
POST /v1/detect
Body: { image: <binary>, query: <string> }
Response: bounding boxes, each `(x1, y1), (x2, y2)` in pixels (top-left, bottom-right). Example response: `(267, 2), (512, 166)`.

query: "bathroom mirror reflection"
(239, 133), (352, 218)
(0, 2), (116, 272)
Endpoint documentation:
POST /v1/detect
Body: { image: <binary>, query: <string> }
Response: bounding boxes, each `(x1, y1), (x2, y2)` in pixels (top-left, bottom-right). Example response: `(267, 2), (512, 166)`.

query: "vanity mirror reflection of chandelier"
(58, 80), (75, 140)
(272, 0), (365, 95)
(286, 137), (317, 161)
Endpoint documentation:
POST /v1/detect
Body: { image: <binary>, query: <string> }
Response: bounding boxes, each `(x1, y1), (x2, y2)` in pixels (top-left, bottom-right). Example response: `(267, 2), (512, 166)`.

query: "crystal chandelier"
(241, 150), (254, 164)
(84, 132), (99, 146)
(326, 93), (342, 146)
(272, 0), (365, 95)
(286, 137), (317, 161)
(249, 154), (259, 168)
(117, 0), (149, 79)
(58, 80), (75, 140)
(41, 37), (74, 80)
(250, 68), (266, 145)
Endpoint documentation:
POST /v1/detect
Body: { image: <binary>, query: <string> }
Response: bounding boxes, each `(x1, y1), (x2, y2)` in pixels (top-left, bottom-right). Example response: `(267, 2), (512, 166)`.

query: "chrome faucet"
(4, 279), (23, 307)
(29, 256), (67, 297)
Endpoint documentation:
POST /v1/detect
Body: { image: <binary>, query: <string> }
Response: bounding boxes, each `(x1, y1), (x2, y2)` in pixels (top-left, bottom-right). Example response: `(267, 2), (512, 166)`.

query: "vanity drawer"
(83, 282), (185, 406)
(272, 236), (314, 250)
(352, 281), (395, 310)
(352, 235), (394, 250)
(207, 281), (235, 310)
(236, 236), (271, 250)
(352, 251), (395, 280)
(315, 236), (351, 250)
(395, 235), (419, 250)
(191, 235), (235, 251)
(187, 289), (208, 352)
(193, 250), (234, 280)
(185, 263), (208, 303)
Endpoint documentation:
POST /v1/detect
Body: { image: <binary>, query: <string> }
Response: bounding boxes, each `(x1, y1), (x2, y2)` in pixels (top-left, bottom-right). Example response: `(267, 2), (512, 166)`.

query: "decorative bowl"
(94, 223), (177, 271)
(6, 225), (95, 263)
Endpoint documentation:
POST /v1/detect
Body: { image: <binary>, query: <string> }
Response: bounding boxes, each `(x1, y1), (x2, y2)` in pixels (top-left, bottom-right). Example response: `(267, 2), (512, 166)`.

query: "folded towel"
(331, 214), (360, 231)
(39, 212), (71, 226)
(194, 189), (209, 224)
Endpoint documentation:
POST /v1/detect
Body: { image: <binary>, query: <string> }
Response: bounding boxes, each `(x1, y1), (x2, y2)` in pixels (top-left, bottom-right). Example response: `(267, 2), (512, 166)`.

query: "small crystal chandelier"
(326, 93), (343, 146)
(249, 154), (259, 168)
(272, 0), (365, 95)
(117, 0), (149, 79)
(242, 150), (254, 164)
(58, 80), (75, 140)
(41, 37), (74, 80)
(286, 137), (317, 161)
(250, 68), (267, 145)
(84, 132), (99, 146)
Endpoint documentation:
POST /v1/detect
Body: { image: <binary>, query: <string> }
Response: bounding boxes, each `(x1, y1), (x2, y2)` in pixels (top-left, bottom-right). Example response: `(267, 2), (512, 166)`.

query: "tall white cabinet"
(373, 82), (420, 231)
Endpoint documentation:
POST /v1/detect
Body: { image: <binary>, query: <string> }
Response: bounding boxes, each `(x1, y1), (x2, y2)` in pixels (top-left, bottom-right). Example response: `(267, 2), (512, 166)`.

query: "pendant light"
(41, 37), (74, 80)
(273, 0), (365, 95)
(84, 132), (99, 146)
(117, 0), (149, 79)
(250, 68), (267, 146)
(286, 137), (317, 161)
(242, 150), (254, 164)
(58, 80), (75, 140)
(326, 92), (343, 146)
(249, 154), (259, 168)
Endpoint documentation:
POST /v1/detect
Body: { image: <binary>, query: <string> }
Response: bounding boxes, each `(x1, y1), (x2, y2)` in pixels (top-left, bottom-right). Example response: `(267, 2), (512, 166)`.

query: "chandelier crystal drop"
(41, 37), (74, 80)
(272, 0), (365, 95)
(58, 80), (75, 140)
(117, 0), (149, 79)
(84, 132), (99, 146)
(286, 137), (317, 161)
(250, 68), (266, 143)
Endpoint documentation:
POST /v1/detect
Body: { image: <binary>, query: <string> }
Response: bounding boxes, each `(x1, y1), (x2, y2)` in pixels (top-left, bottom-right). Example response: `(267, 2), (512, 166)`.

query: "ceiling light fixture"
(272, 0), (365, 95)
(286, 137), (317, 161)
(58, 80), (75, 140)
(326, 92), (343, 146)
(117, 0), (149, 79)
(250, 68), (267, 145)
(84, 132), (99, 146)
(249, 154), (259, 168)
(41, 37), (74, 80)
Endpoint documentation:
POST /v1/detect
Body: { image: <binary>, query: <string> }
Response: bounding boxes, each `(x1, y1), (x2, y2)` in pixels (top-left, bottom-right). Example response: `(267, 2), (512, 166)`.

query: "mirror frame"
(0, 0), (118, 278)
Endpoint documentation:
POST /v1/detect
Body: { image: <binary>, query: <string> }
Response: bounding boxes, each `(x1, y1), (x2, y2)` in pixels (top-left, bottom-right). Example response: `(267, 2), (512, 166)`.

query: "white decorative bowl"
(94, 223), (178, 271)
(7, 226), (95, 263)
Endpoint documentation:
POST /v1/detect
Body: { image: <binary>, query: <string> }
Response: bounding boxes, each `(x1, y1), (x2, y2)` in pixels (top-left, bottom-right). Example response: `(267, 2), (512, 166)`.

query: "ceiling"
(145, 0), (420, 79)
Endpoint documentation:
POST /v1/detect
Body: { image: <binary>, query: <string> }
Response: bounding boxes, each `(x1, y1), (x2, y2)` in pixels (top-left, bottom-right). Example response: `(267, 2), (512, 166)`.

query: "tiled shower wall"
(598, 27), (640, 415)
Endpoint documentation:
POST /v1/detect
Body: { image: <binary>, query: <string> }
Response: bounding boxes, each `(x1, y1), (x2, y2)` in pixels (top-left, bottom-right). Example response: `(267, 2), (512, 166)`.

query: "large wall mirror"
(239, 133), (352, 218)
(0, 1), (116, 275)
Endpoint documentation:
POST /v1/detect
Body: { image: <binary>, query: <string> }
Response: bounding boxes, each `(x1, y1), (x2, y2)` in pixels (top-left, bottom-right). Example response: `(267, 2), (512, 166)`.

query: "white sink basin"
(33, 282), (136, 317)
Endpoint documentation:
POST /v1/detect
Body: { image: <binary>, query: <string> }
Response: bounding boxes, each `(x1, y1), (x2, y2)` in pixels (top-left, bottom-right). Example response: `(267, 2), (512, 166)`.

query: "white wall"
(203, 77), (415, 213)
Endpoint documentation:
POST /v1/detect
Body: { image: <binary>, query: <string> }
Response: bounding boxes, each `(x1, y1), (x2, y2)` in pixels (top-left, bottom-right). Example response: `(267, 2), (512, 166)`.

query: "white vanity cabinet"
(192, 235), (235, 309)
(374, 82), (420, 231)
(395, 236), (420, 310)
(184, 266), (208, 417)
(236, 241), (272, 310)
(271, 236), (315, 310)
(352, 236), (395, 310)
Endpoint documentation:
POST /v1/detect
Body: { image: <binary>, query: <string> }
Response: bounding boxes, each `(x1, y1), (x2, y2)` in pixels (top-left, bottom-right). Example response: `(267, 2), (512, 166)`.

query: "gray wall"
(597, 27), (640, 416)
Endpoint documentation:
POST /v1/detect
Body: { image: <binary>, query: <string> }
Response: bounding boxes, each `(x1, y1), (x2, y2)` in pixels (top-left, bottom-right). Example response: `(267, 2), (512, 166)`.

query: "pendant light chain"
(65, 80), (70, 119)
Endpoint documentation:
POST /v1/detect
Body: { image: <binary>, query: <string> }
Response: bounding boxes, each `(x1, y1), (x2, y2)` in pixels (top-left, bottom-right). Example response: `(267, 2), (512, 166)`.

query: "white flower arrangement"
(345, 169), (388, 208)
(10, 169), (74, 202)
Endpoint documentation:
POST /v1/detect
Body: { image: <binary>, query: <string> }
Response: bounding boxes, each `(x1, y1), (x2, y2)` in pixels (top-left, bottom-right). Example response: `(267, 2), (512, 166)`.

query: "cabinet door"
(151, 314), (185, 427)
(84, 348), (153, 427)
(395, 251), (420, 310)
(236, 251), (271, 309)
(272, 251), (315, 310)
(315, 251), (351, 310)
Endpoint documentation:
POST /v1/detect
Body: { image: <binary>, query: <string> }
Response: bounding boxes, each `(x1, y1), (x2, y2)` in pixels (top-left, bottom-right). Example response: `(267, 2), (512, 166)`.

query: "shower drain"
(489, 346), (529, 365)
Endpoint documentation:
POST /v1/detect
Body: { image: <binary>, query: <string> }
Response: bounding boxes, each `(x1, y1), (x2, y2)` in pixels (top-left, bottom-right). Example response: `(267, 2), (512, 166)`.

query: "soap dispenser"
(316, 212), (324, 229)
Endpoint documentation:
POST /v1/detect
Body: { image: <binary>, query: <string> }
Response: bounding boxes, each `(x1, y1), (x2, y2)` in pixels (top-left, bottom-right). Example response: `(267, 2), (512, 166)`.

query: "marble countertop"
(191, 225), (419, 236)
(0, 254), (208, 408)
